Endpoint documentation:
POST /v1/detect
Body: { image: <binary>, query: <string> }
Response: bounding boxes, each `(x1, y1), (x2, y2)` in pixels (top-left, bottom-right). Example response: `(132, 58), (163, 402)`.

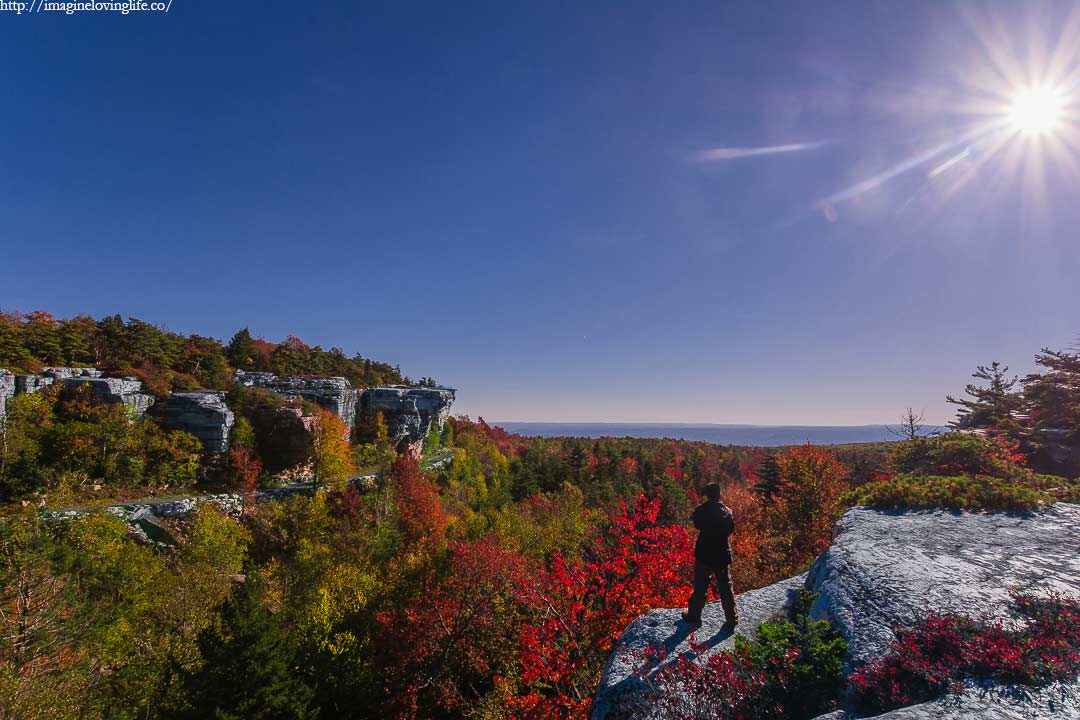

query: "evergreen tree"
(946, 361), (1023, 433)
(178, 579), (316, 720)
(21, 311), (63, 366)
(58, 315), (98, 366)
(1023, 348), (1080, 438)
(0, 312), (31, 369)
(226, 328), (259, 371)
(753, 455), (782, 499)
(1021, 347), (1080, 475)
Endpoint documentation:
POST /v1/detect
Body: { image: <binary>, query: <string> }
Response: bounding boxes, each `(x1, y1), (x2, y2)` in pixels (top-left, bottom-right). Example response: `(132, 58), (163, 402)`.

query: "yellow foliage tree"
(309, 408), (354, 487)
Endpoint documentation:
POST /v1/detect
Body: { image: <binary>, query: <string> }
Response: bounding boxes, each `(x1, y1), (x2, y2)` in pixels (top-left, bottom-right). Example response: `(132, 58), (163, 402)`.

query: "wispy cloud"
(693, 140), (832, 162)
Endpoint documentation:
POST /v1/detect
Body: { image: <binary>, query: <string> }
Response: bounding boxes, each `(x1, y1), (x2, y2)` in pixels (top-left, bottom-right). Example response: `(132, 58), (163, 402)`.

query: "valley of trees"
(1, 309), (1079, 719)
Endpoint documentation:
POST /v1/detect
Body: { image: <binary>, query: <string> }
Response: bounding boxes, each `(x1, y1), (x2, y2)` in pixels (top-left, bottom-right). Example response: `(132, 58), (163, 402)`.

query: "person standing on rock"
(682, 482), (738, 630)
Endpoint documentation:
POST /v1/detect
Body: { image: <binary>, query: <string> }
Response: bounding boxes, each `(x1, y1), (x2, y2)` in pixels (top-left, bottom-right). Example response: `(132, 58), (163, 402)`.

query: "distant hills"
(493, 422), (950, 447)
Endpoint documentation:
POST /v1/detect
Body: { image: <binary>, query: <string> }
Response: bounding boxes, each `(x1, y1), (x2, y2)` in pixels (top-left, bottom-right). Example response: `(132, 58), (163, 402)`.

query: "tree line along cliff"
(0, 310), (453, 502)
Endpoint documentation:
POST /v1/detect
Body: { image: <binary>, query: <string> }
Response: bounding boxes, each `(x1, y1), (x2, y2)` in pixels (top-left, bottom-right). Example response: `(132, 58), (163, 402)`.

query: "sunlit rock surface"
(591, 574), (806, 719)
(813, 681), (1079, 719)
(596, 504), (1080, 719)
(0, 369), (13, 422)
(808, 504), (1080, 667)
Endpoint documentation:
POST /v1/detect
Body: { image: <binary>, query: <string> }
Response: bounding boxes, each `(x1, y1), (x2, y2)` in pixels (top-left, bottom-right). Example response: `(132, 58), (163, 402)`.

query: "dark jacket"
(692, 500), (734, 567)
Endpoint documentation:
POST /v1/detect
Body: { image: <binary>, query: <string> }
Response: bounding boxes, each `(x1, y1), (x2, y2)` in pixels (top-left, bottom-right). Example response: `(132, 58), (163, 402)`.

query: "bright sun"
(1007, 85), (1065, 135)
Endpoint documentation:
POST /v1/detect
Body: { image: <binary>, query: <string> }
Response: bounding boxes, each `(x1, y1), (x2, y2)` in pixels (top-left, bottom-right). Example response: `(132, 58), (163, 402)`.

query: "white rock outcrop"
(594, 504), (1080, 719)
(808, 504), (1080, 667)
(591, 574), (806, 719)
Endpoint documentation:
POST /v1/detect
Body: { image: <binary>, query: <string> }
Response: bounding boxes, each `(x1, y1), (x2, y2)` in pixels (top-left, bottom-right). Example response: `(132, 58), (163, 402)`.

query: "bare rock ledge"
(593, 504), (1080, 720)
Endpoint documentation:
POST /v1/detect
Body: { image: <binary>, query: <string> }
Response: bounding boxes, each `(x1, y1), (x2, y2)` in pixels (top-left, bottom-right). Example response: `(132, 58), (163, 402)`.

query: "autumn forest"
(1, 310), (1079, 719)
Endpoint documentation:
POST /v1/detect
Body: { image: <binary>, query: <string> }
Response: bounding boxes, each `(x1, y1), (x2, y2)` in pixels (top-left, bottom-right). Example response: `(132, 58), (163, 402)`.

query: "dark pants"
(686, 560), (737, 625)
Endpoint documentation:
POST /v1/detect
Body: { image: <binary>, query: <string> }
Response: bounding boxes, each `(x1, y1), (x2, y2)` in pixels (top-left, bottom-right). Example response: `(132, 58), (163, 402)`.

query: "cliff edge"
(593, 504), (1080, 719)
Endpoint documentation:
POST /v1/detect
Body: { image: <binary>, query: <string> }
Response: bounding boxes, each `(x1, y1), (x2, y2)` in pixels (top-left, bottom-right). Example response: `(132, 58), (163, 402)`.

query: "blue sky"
(2, 1), (1078, 424)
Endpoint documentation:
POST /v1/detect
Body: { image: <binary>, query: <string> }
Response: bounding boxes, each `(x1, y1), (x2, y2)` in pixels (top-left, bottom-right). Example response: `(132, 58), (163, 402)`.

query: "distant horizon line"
(489, 420), (951, 429)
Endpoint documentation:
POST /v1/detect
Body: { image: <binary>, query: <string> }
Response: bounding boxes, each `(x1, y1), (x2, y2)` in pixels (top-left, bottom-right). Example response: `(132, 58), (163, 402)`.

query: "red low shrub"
(851, 593), (1080, 714)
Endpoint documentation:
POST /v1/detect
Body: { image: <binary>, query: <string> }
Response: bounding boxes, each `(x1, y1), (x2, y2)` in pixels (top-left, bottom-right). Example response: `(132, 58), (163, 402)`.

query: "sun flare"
(1007, 85), (1066, 136)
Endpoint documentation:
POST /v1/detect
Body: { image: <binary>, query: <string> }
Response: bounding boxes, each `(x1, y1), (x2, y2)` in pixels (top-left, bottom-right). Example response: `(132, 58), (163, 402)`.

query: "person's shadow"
(595, 621), (737, 718)
(636, 620), (736, 681)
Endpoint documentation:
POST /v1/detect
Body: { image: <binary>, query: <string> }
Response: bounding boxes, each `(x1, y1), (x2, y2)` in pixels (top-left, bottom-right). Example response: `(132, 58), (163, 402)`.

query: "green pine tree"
(178, 579), (317, 720)
(946, 361), (1023, 434)
(226, 328), (259, 371)
(753, 455), (782, 499)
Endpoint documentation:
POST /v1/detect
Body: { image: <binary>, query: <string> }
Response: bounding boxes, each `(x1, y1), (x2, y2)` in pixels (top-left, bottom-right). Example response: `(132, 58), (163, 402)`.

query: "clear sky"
(2, 1), (1079, 425)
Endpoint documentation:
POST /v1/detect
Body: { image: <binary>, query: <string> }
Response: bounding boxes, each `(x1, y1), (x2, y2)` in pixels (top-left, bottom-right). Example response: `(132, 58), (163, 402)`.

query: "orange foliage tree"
(309, 408), (354, 487)
(768, 445), (849, 576)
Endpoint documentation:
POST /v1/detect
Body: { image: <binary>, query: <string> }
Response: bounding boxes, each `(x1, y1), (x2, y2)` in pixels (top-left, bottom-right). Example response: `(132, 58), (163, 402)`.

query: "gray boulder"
(807, 504), (1080, 667)
(814, 681), (1078, 719)
(0, 369), (13, 422)
(591, 574), (806, 719)
(162, 391), (235, 453)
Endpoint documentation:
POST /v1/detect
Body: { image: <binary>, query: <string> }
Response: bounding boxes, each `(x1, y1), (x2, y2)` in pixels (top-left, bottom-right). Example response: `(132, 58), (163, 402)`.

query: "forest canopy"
(0, 309), (406, 395)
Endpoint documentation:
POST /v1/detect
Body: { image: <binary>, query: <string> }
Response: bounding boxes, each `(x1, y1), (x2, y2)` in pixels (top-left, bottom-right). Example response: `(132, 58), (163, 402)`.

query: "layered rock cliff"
(159, 391), (235, 454)
(2, 366), (455, 459)
(0, 370), (13, 423)
(594, 504), (1080, 719)
(234, 370), (359, 434)
(61, 377), (155, 417)
(361, 385), (456, 453)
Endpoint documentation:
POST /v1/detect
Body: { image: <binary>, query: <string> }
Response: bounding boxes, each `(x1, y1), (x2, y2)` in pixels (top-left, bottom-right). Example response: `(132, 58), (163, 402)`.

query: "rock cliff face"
(2, 367), (106, 422)
(16, 367), (104, 395)
(2, 365), (455, 457)
(42, 367), (103, 380)
(361, 386), (456, 452)
(15, 374), (55, 394)
(234, 371), (456, 452)
(0, 370), (13, 423)
(160, 391), (235, 454)
(594, 504), (1080, 720)
(234, 370), (359, 433)
(61, 377), (154, 417)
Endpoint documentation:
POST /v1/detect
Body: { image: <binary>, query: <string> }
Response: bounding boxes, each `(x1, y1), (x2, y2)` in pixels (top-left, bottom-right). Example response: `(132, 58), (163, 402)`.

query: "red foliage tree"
(226, 445), (262, 494)
(511, 496), (695, 718)
(375, 536), (535, 718)
(392, 455), (451, 550)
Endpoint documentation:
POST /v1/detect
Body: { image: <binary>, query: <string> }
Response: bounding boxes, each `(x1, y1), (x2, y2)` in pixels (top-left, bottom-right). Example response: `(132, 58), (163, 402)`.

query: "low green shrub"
(734, 590), (848, 717)
(888, 433), (1028, 479)
(844, 473), (1079, 512)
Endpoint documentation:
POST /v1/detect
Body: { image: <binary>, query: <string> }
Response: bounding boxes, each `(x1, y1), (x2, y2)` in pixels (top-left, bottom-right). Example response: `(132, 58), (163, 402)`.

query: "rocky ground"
(592, 503), (1080, 720)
